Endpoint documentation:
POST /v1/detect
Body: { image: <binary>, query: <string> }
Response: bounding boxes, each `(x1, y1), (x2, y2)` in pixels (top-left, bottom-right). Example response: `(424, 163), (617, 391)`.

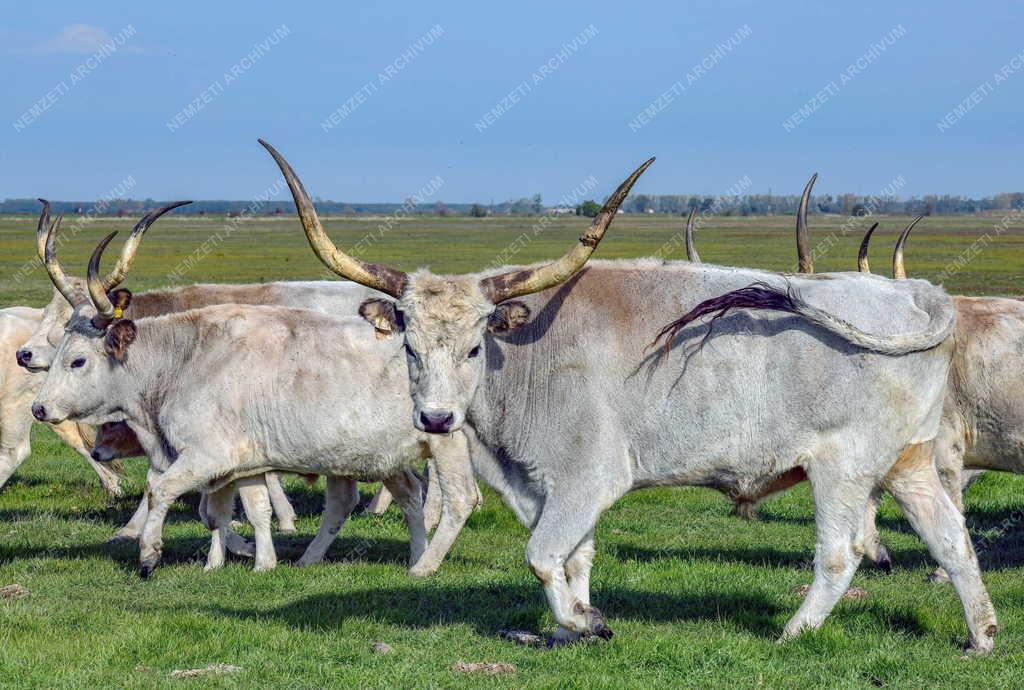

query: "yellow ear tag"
(113, 308), (123, 319)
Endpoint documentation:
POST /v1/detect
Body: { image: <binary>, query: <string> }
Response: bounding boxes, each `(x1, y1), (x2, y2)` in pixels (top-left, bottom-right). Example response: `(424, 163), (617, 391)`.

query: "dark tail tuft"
(650, 281), (800, 355)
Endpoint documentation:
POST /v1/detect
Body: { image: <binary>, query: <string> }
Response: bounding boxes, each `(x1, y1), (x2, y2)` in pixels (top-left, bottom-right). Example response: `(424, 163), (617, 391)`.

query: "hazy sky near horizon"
(1, 1), (1022, 203)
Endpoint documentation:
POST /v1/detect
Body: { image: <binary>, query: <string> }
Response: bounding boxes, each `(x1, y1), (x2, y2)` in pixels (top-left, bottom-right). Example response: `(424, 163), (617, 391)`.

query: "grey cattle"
(0, 306), (118, 492)
(32, 233), (477, 578)
(688, 184), (979, 576)
(857, 221), (1022, 579)
(263, 139), (997, 652)
(18, 201), (435, 558)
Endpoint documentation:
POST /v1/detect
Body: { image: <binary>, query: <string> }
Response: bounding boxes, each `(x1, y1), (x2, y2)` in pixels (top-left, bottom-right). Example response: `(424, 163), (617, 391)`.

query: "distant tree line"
(621, 192), (1024, 216)
(3, 191), (1024, 217)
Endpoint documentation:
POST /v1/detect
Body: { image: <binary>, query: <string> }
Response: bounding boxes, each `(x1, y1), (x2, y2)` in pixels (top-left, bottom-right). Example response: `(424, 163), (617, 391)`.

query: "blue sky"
(1, 1), (1021, 202)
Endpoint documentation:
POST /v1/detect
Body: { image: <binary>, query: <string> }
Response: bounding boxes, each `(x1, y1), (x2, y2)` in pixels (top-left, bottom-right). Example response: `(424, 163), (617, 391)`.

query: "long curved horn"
(87, 231), (119, 324)
(892, 215), (924, 279)
(857, 222), (879, 273)
(36, 199), (53, 262)
(796, 173), (817, 274)
(43, 215), (87, 308)
(103, 201), (191, 290)
(480, 157), (655, 303)
(685, 207), (700, 263)
(258, 138), (409, 298)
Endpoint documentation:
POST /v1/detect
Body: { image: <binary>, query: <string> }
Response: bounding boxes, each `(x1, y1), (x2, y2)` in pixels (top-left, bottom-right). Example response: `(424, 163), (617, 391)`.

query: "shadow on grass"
(206, 582), (786, 639)
(205, 580), (933, 642)
(736, 500), (1024, 572)
(0, 528), (414, 573)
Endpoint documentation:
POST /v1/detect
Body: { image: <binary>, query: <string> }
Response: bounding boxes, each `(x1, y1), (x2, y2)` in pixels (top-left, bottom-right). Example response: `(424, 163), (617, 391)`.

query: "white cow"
(32, 229), (477, 577)
(261, 139), (997, 652)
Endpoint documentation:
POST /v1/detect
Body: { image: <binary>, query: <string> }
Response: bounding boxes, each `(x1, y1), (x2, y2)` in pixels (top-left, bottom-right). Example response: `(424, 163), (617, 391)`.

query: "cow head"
(32, 222), (150, 425)
(91, 420), (145, 462)
(261, 139), (652, 434)
(16, 199), (188, 373)
(16, 284), (83, 372)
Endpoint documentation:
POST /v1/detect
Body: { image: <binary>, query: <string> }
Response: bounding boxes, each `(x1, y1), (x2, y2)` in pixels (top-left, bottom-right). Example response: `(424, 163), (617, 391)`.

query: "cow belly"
(246, 433), (427, 482)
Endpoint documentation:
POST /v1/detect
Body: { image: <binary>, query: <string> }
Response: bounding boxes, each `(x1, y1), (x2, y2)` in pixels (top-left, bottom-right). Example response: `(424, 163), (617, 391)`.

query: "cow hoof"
(582, 605), (613, 640)
(408, 563), (436, 578)
(107, 532), (138, 545)
(277, 524), (297, 535)
(876, 545), (892, 575)
(965, 633), (995, 656)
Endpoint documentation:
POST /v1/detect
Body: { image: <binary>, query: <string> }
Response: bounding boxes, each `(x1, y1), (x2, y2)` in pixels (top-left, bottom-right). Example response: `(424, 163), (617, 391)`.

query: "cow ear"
(109, 289), (133, 317)
(487, 301), (531, 334)
(359, 298), (404, 338)
(104, 320), (137, 363)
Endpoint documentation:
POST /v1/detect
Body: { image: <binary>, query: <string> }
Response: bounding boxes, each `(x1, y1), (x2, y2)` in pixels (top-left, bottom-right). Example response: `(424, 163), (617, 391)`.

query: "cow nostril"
(31, 404), (47, 422)
(90, 449), (102, 462)
(419, 410), (455, 432)
(15, 350), (31, 367)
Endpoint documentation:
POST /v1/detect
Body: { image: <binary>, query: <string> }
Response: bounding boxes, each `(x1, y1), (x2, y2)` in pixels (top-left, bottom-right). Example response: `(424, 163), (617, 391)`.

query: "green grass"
(2, 212), (1024, 688)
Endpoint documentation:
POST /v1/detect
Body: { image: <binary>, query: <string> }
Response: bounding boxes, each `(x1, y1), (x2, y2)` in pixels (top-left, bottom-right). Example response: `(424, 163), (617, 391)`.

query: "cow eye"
(70, 357), (87, 369)
(403, 343), (419, 363)
(467, 345), (481, 359)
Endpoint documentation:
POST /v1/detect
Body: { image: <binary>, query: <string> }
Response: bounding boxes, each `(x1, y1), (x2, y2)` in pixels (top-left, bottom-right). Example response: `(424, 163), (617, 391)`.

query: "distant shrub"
(576, 200), (601, 217)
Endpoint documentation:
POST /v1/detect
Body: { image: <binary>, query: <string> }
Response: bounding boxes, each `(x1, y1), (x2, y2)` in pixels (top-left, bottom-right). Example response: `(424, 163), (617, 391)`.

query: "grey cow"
(18, 202), (447, 563)
(31, 231), (477, 578)
(0, 306), (115, 492)
(855, 220), (1024, 579)
(262, 139), (997, 653)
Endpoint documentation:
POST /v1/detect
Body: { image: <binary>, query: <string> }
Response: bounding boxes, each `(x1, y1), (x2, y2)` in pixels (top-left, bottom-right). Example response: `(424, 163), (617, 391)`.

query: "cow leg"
(50, 421), (122, 497)
(109, 472), (155, 542)
(383, 469), (427, 567)
(264, 472), (297, 534)
(297, 476), (359, 566)
(199, 493), (255, 558)
(525, 487), (622, 638)
(858, 487), (892, 573)
(409, 433), (477, 577)
(930, 440), (969, 583)
(0, 402), (33, 490)
(782, 471), (873, 641)
(422, 458), (442, 531)
(367, 485), (394, 515)
(550, 533), (597, 645)
(884, 443), (997, 654)
(137, 459), (230, 577)
(202, 484), (237, 572)
(236, 477), (276, 572)
(961, 470), (984, 494)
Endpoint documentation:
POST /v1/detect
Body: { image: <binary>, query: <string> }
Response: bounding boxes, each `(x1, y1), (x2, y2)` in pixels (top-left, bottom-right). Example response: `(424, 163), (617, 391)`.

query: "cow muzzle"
(91, 447), (114, 462)
(31, 403), (49, 422)
(418, 409), (456, 434)
(16, 348), (50, 372)
(15, 349), (34, 369)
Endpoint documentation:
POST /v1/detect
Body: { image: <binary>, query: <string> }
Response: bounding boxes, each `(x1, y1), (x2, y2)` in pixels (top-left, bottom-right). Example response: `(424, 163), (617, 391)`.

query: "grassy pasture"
(2, 212), (1024, 688)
